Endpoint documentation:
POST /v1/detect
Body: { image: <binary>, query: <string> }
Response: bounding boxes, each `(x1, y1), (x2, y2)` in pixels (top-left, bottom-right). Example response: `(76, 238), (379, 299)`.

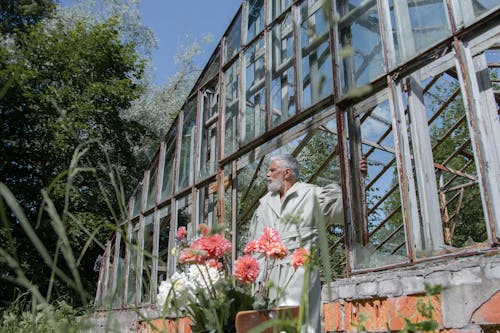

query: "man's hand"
(360, 155), (368, 176)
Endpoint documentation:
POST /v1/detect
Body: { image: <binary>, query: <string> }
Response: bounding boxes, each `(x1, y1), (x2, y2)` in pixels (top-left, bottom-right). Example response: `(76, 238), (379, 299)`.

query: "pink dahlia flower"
(179, 248), (207, 264)
(266, 242), (288, 259)
(175, 226), (187, 241)
(192, 234), (232, 259)
(234, 255), (260, 284)
(290, 247), (310, 270)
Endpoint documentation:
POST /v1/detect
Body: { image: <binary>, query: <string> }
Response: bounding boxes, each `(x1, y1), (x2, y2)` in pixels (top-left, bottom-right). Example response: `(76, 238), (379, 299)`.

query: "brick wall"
(322, 253), (500, 332)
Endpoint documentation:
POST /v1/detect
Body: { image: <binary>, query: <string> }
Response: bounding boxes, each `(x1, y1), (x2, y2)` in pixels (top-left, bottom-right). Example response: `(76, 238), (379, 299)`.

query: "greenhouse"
(92, 0), (500, 331)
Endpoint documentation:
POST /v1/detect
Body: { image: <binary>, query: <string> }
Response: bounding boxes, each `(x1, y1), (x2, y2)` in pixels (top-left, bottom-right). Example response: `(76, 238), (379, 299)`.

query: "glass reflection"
(177, 100), (196, 190)
(243, 37), (266, 144)
(224, 60), (240, 156)
(160, 127), (177, 201)
(247, 0), (265, 43)
(271, 13), (296, 127)
(337, 0), (384, 94)
(300, 0), (333, 107)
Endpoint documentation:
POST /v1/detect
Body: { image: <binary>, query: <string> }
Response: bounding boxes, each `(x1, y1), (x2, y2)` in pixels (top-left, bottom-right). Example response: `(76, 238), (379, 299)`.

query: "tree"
(0, 14), (149, 306)
(0, 0), (56, 34)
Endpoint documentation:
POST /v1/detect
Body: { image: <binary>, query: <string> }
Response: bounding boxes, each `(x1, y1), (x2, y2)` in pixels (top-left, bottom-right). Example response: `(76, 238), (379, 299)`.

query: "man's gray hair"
(271, 154), (300, 180)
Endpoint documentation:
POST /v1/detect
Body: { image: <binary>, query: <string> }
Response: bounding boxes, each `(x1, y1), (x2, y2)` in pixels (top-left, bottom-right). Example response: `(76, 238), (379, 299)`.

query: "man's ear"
(284, 168), (294, 181)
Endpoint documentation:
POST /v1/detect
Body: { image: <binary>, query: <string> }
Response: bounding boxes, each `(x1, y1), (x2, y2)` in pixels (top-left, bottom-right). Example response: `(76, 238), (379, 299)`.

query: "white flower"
(187, 264), (221, 290)
(156, 272), (195, 312)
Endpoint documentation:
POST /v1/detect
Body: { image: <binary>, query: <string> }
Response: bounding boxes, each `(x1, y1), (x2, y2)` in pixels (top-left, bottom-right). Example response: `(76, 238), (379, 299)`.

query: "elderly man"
(249, 153), (366, 332)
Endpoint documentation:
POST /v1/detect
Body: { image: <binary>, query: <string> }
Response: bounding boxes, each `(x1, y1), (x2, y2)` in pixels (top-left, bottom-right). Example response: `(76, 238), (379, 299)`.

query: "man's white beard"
(267, 176), (284, 193)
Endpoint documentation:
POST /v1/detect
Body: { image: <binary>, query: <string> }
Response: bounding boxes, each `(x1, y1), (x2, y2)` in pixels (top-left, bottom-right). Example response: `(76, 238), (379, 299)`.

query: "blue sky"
(60, 1), (242, 85)
(138, 0), (241, 85)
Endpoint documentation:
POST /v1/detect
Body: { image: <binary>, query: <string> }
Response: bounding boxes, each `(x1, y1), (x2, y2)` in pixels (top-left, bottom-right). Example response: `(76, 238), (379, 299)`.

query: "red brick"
(325, 294), (444, 332)
(324, 302), (342, 331)
(353, 299), (388, 331)
(137, 317), (192, 333)
(471, 291), (500, 325)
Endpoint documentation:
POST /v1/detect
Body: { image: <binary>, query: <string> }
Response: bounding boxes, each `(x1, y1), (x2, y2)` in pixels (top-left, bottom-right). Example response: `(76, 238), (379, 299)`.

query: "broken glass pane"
(270, 0), (293, 20)
(418, 70), (487, 252)
(246, 0), (265, 43)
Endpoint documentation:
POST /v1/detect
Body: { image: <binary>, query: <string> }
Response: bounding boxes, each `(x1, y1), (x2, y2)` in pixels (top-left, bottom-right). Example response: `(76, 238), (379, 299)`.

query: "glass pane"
(224, 165), (233, 238)
(416, 70), (487, 253)
(454, 0), (499, 26)
(177, 100), (196, 190)
(197, 82), (219, 180)
(146, 163), (158, 210)
(237, 156), (269, 249)
(131, 185), (142, 217)
(225, 11), (242, 62)
(224, 59), (240, 156)
(160, 127), (177, 201)
(471, 0), (499, 16)
(300, 0), (333, 108)
(112, 237), (125, 308)
(158, 206), (171, 282)
(243, 37), (266, 144)
(141, 214), (154, 303)
(198, 51), (220, 89)
(337, 0), (384, 95)
(198, 185), (217, 228)
(271, 13), (296, 127)
(176, 195), (192, 240)
(236, 109), (345, 278)
(126, 224), (137, 305)
(270, 0), (293, 20)
(354, 97), (408, 269)
(485, 50), (500, 120)
(388, 0), (451, 67)
(295, 119), (345, 277)
(246, 0), (265, 43)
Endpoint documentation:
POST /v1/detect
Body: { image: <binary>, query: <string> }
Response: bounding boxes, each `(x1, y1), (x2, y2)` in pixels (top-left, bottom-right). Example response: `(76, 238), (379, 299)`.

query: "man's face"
(267, 160), (285, 193)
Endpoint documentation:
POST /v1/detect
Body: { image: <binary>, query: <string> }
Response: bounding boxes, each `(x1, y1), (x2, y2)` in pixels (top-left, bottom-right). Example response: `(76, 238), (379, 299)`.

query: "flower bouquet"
(156, 224), (254, 333)
(156, 224), (310, 333)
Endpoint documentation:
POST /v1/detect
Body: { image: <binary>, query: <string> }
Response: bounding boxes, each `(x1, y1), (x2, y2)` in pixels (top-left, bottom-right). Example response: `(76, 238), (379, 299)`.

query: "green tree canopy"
(0, 13), (150, 306)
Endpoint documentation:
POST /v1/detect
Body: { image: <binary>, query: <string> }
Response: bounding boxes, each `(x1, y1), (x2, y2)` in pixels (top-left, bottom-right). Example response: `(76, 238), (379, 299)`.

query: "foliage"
(350, 283), (443, 333)
(0, 296), (81, 333)
(400, 283), (443, 333)
(0, 0), (56, 35)
(57, 0), (157, 58)
(0, 10), (149, 306)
